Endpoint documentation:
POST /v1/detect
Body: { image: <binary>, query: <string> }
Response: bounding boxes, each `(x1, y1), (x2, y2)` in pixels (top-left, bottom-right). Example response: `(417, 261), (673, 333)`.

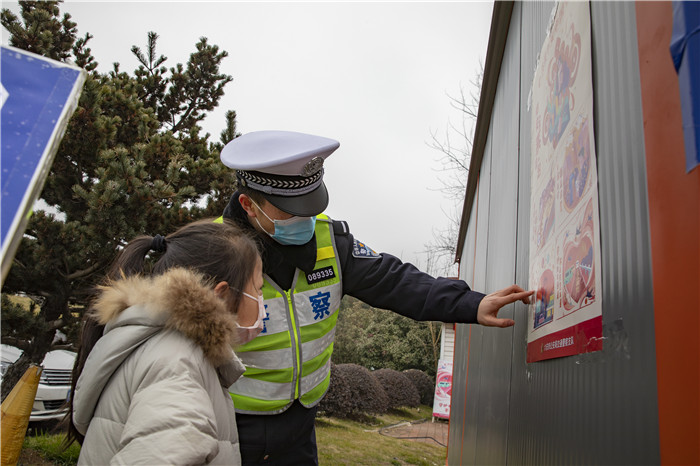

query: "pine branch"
(49, 319), (64, 330)
(65, 262), (103, 281)
(1, 337), (30, 352)
(131, 45), (148, 67)
(51, 343), (77, 351)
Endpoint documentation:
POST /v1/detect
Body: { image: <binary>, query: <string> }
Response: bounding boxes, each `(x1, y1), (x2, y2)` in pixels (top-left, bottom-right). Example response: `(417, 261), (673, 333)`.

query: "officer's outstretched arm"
(476, 285), (535, 328)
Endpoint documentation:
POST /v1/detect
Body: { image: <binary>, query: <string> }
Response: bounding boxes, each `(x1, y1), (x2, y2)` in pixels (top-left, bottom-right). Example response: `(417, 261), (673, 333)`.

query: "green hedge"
(372, 368), (420, 409)
(403, 369), (435, 406)
(319, 363), (388, 418)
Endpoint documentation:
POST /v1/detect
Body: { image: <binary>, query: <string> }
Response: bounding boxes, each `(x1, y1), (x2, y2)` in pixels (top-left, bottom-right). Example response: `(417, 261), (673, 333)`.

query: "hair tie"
(151, 234), (167, 253)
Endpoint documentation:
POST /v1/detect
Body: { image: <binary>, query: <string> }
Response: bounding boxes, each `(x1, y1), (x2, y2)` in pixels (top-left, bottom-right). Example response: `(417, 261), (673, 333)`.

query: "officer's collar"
(224, 192), (318, 275)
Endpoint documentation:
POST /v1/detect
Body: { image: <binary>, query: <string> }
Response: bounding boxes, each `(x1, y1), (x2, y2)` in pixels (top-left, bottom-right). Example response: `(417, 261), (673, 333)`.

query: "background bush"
(318, 363), (357, 418)
(319, 363), (388, 418)
(372, 368), (420, 410)
(403, 369), (435, 406)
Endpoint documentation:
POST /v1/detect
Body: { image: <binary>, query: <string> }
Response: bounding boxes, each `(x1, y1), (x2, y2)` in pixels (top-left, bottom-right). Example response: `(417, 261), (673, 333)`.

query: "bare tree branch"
(424, 63), (484, 276)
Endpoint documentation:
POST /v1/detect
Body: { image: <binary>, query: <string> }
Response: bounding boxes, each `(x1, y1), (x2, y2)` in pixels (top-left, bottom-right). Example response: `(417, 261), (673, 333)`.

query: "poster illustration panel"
(527, 1), (603, 363)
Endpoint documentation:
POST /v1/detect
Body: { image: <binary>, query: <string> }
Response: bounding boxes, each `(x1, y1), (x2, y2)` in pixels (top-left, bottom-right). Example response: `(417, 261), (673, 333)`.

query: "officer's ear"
(238, 194), (257, 217)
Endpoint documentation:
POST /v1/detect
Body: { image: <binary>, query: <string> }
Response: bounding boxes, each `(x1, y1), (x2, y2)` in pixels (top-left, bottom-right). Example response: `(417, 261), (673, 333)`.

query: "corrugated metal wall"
(449, 2), (660, 464)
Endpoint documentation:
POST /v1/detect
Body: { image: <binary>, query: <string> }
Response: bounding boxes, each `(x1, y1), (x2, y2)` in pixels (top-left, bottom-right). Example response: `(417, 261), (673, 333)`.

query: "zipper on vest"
(285, 289), (302, 400)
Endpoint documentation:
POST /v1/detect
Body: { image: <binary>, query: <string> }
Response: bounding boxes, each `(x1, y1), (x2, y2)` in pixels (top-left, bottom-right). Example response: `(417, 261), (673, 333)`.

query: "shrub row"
(402, 368), (435, 406)
(318, 363), (435, 419)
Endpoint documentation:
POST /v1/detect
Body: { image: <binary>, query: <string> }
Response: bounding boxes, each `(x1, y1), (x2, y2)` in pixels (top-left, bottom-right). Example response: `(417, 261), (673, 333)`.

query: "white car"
(1, 344), (76, 422)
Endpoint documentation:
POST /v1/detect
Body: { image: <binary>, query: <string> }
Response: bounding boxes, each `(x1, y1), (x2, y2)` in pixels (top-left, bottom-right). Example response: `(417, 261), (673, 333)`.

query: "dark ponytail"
(104, 236), (156, 279)
(63, 218), (260, 447)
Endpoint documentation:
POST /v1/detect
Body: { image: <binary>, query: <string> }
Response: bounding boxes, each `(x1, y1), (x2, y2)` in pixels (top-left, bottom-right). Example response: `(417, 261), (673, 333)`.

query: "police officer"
(219, 130), (533, 465)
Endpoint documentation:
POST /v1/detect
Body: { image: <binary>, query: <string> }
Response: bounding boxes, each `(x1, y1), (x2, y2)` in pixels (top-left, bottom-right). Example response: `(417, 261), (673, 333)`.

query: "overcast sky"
(3, 1), (493, 276)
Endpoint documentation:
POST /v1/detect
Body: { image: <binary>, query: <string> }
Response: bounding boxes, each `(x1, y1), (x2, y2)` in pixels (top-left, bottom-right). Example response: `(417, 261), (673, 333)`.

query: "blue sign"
(671, 1), (700, 172)
(1, 46), (85, 282)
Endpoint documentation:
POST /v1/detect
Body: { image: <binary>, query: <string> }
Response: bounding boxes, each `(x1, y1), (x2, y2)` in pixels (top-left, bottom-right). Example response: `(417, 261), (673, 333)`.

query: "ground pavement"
(379, 418), (449, 447)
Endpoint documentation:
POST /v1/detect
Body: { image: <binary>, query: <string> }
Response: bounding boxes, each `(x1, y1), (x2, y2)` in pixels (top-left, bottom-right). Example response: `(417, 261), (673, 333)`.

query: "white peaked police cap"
(220, 130), (340, 217)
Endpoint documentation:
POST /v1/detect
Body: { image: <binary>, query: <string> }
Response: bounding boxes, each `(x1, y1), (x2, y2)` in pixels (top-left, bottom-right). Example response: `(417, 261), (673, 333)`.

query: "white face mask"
(235, 291), (266, 345)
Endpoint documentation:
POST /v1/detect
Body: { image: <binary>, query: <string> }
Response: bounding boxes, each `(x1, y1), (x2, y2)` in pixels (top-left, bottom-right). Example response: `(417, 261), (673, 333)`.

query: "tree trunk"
(1, 293), (66, 402)
(1, 329), (55, 402)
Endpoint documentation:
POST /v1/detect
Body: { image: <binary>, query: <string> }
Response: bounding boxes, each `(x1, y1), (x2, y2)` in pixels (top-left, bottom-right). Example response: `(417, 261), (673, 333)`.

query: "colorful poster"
(527, 2), (603, 363)
(432, 359), (452, 419)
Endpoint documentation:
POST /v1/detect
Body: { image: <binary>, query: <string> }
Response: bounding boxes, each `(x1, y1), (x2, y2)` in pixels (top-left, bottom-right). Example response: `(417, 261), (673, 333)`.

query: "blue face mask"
(252, 200), (317, 245)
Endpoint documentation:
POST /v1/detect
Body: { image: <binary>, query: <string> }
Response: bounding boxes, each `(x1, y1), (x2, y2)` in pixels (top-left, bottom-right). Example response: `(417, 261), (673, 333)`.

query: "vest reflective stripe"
(240, 323), (337, 370)
(233, 393), (293, 413)
(300, 367), (332, 406)
(239, 341), (333, 385)
(238, 347), (290, 370)
(301, 342), (333, 381)
(242, 366), (293, 384)
(230, 376), (293, 402)
(301, 319), (336, 354)
(235, 330), (290, 353)
(230, 214), (342, 413)
(303, 336), (333, 370)
(300, 357), (331, 395)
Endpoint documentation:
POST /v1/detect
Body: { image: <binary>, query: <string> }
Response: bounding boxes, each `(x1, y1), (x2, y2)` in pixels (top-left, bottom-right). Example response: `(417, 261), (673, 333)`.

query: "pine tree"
(0, 1), (239, 400)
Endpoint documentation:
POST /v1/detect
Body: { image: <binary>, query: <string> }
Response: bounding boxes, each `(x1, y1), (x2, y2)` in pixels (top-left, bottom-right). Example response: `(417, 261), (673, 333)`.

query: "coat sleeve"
(334, 225), (486, 323)
(111, 346), (221, 465)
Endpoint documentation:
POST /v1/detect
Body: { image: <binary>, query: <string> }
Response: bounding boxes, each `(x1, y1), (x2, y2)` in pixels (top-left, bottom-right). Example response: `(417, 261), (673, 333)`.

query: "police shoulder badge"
(352, 240), (380, 258)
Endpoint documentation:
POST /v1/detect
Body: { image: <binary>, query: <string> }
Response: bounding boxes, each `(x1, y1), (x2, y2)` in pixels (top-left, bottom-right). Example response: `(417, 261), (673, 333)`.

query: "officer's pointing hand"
(476, 285), (535, 328)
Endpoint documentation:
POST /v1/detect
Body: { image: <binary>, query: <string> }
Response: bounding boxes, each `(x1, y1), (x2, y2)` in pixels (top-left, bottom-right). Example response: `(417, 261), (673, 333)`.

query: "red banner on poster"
(527, 315), (602, 362)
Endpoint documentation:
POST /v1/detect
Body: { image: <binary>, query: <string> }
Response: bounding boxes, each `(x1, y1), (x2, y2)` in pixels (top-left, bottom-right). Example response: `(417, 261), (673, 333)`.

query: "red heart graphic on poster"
(562, 232), (594, 308)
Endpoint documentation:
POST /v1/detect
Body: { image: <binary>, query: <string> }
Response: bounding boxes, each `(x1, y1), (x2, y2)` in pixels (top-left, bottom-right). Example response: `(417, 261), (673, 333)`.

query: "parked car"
(1, 344), (76, 422)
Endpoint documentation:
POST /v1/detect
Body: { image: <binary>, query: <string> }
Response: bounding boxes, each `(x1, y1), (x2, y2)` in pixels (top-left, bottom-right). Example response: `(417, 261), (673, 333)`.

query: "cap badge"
(301, 157), (324, 176)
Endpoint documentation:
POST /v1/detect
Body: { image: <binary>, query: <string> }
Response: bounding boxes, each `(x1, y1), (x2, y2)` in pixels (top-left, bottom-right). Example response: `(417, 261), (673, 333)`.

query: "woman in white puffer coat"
(66, 219), (264, 465)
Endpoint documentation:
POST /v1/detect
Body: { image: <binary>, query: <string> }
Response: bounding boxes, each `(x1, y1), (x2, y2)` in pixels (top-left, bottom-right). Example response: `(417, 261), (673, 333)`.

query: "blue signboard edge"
(1, 45), (86, 283)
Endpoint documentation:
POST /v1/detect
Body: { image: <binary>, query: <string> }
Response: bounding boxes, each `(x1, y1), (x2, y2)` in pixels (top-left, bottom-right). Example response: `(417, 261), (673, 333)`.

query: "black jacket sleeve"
(334, 224), (485, 324)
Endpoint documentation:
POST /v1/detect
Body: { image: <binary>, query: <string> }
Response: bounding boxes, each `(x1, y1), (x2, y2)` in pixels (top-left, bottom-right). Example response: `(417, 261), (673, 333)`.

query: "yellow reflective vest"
(216, 214), (342, 414)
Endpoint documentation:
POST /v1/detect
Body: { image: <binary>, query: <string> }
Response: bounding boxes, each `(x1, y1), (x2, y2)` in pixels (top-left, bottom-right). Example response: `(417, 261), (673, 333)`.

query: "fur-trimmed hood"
(92, 267), (240, 366)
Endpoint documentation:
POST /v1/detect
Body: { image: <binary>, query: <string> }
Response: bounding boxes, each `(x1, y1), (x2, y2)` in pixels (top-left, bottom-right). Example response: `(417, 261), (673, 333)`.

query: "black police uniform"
(223, 192), (486, 464)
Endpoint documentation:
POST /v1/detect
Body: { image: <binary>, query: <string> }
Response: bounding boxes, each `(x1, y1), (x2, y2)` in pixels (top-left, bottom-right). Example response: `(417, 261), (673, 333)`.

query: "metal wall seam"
(475, 0), (523, 463)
